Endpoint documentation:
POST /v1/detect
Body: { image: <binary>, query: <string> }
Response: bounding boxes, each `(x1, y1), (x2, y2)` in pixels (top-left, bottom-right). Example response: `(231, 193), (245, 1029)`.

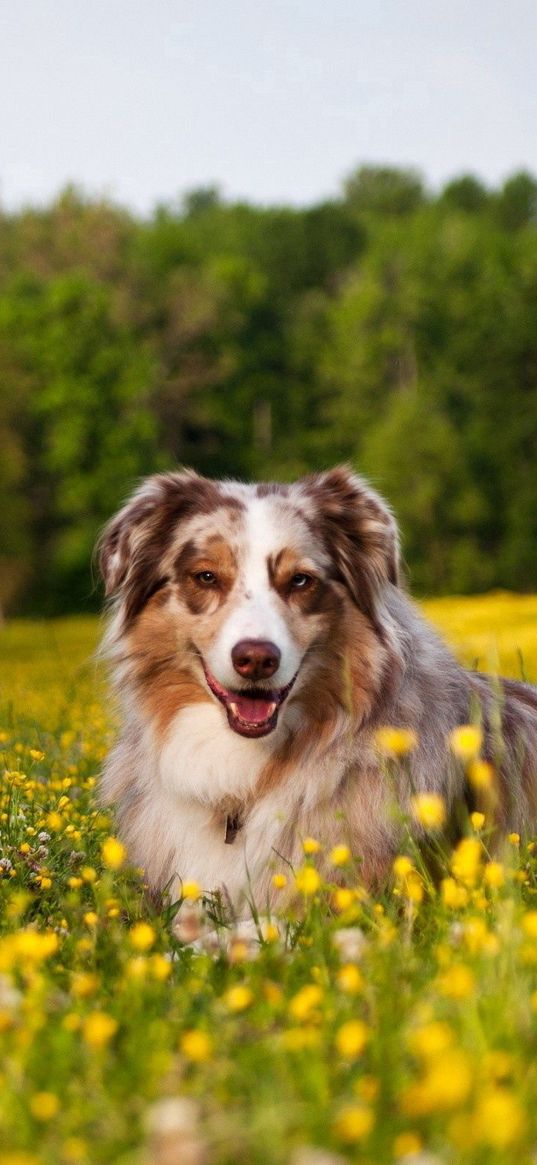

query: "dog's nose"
(231, 639), (281, 681)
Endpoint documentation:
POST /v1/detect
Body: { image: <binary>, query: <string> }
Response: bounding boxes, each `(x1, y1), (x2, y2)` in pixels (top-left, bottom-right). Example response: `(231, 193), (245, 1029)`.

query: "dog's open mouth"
(202, 665), (296, 738)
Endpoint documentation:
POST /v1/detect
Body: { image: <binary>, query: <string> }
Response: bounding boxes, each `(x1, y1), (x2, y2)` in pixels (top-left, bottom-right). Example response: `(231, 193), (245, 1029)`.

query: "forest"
(1, 165), (536, 615)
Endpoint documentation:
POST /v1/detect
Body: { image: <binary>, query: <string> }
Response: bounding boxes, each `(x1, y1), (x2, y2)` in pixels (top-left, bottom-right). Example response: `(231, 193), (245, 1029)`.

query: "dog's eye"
(290, 573), (313, 589)
(194, 570), (218, 587)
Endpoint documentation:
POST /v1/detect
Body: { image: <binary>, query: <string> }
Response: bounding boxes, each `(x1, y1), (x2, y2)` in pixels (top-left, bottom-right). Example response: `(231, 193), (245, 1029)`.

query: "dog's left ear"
(302, 466), (400, 624)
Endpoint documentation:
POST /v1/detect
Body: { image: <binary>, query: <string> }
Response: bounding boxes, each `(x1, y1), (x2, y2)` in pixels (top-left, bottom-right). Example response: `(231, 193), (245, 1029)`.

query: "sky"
(1, 0), (536, 214)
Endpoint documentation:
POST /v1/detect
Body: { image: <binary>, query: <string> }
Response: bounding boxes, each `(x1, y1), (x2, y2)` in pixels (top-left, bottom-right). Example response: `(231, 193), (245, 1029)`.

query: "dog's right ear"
(98, 469), (208, 620)
(98, 477), (164, 598)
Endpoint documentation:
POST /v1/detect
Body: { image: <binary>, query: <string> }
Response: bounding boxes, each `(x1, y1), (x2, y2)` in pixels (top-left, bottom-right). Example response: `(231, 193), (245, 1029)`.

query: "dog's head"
(99, 466), (400, 738)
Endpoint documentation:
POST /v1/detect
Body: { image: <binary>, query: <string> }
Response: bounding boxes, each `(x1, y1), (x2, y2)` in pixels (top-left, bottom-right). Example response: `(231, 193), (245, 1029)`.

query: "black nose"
(231, 639), (281, 681)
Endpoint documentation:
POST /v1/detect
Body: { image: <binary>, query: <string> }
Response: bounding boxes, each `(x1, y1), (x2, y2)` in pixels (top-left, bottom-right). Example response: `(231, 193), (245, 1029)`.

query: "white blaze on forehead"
(206, 495), (303, 689)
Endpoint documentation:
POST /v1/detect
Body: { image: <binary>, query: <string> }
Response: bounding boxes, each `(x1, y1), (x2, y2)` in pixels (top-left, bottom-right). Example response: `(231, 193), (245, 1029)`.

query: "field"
(2, 593), (537, 1165)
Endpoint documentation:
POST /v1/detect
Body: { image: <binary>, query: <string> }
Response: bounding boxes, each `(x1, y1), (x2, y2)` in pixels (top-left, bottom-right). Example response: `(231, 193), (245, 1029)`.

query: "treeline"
(1, 166), (537, 614)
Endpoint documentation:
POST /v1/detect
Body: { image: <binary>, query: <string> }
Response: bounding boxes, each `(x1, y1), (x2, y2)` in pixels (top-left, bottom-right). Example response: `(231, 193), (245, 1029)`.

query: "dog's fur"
(98, 466), (537, 914)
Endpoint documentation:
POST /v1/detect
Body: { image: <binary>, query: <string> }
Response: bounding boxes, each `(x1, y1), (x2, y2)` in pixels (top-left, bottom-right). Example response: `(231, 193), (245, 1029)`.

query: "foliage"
(1, 597), (537, 1163)
(0, 168), (536, 612)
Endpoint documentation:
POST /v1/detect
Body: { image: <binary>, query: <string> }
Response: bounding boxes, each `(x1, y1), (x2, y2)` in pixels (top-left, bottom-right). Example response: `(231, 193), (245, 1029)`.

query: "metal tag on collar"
(224, 814), (241, 844)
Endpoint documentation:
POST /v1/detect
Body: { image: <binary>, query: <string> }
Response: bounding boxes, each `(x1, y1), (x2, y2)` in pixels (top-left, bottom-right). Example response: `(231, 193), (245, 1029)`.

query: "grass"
(1, 593), (537, 1164)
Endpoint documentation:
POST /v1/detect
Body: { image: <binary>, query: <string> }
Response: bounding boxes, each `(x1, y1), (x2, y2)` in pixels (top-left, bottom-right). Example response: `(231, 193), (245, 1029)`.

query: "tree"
(343, 166), (426, 216)
(440, 175), (490, 214)
(0, 272), (159, 612)
(495, 171), (537, 231)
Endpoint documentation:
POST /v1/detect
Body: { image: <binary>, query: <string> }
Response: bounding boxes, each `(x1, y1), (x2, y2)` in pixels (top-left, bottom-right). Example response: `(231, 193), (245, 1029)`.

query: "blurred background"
(1, 0), (536, 615)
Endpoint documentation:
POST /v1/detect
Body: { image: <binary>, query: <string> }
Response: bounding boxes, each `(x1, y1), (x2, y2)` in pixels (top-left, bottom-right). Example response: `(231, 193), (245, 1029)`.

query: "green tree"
(0, 272), (159, 612)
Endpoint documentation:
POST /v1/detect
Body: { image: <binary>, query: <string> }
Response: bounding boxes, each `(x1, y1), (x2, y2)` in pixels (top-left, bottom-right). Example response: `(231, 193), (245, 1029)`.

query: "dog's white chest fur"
(159, 704), (274, 805)
(152, 703), (349, 905)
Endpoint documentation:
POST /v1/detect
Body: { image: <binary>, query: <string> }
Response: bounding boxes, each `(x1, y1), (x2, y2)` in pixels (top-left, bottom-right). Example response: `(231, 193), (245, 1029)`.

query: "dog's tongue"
(229, 695), (276, 724)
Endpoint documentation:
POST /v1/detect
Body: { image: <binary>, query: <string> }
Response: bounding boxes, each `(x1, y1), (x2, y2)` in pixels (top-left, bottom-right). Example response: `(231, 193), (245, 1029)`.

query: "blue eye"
(195, 571), (217, 586)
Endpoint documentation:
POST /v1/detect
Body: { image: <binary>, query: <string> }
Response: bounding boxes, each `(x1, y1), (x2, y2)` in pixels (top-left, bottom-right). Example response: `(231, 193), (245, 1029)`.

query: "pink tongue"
(231, 695), (276, 724)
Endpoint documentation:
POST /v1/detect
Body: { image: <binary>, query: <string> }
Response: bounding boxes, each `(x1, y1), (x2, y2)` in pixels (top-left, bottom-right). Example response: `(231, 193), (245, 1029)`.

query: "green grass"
(1, 601), (537, 1165)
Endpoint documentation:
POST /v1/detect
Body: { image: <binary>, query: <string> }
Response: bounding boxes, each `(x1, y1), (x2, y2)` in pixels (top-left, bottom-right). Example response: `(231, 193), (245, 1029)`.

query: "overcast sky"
(2, 0), (536, 214)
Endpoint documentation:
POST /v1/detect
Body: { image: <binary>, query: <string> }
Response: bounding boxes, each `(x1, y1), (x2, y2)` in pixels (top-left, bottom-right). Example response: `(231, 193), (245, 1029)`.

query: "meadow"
(2, 592), (537, 1165)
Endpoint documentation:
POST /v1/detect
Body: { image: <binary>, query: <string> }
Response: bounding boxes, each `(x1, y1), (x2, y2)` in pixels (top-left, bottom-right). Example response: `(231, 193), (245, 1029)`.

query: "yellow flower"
(181, 880), (201, 901)
(294, 866), (321, 896)
(126, 956), (148, 981)
(29, 750), (45, 761)
(354, 1075), (379, 1102)
(332, 887), (355, 913)
(335, 1019), (369, 1059)
(393, 855), (414, 879)
(101, 836), (126, 870)
(451, 837), (482, 885)
(483, 1050), (515, 1081)
(405, 874), (424, 904)
(375, 727), (417, 757)
(223, 985), (253, 1012)
(81, 867), (97, 883)
(129, 922), (155, 951)
(302, 837), (321, 855)
(82, 1011), (118, 1048)
(337, 963), (364, 994)
(272, 873), (288, 889)
(468, 759), (494, 788)
(401, 1049), (472, 1114)
(522, 911), (537, 938)
(46, 811), (62, 832)
(71, 972), (99, 998)
(83, 911), (98, 928)
(263, 981), (283, 1006)
(30, 1092), (59, 1121)
(441, 877), (469, 908)
(393, 859), (424, 903)
(281, 1027), (321, 1051)
(394, 1133), (423, 1158)
(484, 860), (505, 888)
(407, 1021), (454, 1059)
(62, 1013), (81, 1033)
(472, 1087), (525, 1147)
(6, 929), (59, 965)
(228, 939), (251, 964)
(508, 832), (520, 846)
(436, 964), (475, 999)
(411, 792), (446, 830)
(470, 811), (485, 830)
(333, 1104), (374, 1142)
(330, 844), (351, 866)
(450, 725), (483, 761)
(262, 922), (280, 943)
(180, 1029), (213, 1062)
(150, 954), (172, 981)
(289, 983), (323, 1021)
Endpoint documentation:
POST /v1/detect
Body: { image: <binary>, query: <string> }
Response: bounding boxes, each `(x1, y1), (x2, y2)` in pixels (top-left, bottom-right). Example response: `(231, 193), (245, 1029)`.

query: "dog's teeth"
(229, 703), (239, 716)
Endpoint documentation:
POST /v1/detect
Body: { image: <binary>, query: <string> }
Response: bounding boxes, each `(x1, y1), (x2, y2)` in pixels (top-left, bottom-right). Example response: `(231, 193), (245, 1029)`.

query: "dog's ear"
(98, 469), (211, 620)
(98, 477), (163, 599)
(302, 466), (400, 624)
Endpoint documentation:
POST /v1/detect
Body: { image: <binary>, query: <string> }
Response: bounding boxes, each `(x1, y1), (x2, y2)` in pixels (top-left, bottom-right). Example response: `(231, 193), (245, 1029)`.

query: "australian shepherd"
(98, 466), (537, 915)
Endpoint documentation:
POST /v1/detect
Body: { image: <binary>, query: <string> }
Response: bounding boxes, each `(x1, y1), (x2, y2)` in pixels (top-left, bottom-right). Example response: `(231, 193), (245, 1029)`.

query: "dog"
(98, 466), (537, 915)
